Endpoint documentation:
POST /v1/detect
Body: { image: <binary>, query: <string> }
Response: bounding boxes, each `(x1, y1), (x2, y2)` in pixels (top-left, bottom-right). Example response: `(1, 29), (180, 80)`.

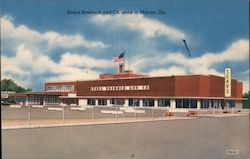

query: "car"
(1, 100), (10, 106)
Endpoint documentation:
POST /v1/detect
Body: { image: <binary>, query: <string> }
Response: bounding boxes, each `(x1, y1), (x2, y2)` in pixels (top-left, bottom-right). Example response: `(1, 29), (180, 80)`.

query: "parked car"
(1, 100), (10, 106)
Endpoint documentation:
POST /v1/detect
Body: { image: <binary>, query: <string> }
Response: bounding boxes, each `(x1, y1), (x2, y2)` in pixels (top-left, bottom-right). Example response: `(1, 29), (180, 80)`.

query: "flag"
(113, 51), (125, 62)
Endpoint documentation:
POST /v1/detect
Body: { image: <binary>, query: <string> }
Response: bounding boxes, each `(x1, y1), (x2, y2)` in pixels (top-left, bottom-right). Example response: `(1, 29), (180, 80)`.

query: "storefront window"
(143, 99), (154, 107)
(211, 100), (224, 108)
(87, 99), (96, 105)
(229, 100), (235, 108)
(158, 99), (170, 107)
(98, 99), (107, 106)
(190, 100), (197, 108)
(129, 99), (140, 106)
(16, 97), (26, 103)
(183, 99), (189, 108)
(110, 99), (124, 106)
(45, 97), (59, 103)
(28, 97), (40, 103)
(201, 100), (210, 109)
(176, 99), (182, 108)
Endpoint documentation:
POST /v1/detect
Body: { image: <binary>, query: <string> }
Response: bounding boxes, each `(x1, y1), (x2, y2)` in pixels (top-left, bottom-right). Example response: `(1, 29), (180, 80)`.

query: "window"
(16, 97), (26, 103)
(176, 99), (182, 108)
(183, 99), (189, 108)
(212, 100), (223, 108)
(114, 99), (125, 106)
(47, 85), (74, 92)
(220, 100), (225, 108)
(158, 99), (170, 107)
(56, 86), (64, 91)
(45, 97), (59, 103)
(211, 100), (215, 108)
(66, 85), (74, 92)
(47, 86), (55, 91)
(87, 99), (96, 105)
(201, 100), (210, 109)
(129, 99), (140, 106)
(143, 99), (154, 107)
(98, 99), (107, 106)
(229, 100), (235, 108)
(28, 97), (40, 103)
(190, 100), (197, 108)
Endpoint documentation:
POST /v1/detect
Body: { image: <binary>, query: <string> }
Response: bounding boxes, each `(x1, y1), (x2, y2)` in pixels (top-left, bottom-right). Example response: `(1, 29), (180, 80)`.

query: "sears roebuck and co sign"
(91, 85), (150, 91)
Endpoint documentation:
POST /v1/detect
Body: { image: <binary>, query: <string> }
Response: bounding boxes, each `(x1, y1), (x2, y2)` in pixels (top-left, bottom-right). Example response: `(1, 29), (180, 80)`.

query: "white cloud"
(131, 39), (249, 93)
(44, 32), (109, 49)
(134, 39), (248, 72)
(46, 68), (100, 82)
(91, 14), (186, 41)
(1, 43), (114, 88)
(149, 66), (187, 76)
(242, 80), (249, 94)
(1, 15), (109, 49)
(59, 52), (115, 69)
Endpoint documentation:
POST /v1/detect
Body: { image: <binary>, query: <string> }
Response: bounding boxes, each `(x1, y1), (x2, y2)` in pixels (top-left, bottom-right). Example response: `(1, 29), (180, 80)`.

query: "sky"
(1, 0), (249, 93)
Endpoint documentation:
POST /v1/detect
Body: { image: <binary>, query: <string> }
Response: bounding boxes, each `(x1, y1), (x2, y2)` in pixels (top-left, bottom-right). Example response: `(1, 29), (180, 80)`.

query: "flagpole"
(128, 50), (130, 71)
(123, 54), (125, 73)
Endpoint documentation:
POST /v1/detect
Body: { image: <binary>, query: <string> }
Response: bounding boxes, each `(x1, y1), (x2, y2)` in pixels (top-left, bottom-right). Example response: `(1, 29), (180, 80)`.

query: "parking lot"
(2, 114), (249, 159)
(2, 105), (248, 127)
(1, 105), (171, 120)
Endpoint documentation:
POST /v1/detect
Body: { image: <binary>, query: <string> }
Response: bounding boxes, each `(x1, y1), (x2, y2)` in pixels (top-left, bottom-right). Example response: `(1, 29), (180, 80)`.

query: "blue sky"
(1, 0), (249, 93)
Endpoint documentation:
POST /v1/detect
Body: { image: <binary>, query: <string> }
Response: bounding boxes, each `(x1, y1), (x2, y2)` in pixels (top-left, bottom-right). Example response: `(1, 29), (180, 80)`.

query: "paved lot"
(2, 115), (249, 159)
(1, 105), (187, 120)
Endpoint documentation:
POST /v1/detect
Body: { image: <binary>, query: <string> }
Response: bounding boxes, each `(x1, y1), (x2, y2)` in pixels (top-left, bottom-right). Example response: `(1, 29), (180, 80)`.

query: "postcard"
(1, 0), (249, 159)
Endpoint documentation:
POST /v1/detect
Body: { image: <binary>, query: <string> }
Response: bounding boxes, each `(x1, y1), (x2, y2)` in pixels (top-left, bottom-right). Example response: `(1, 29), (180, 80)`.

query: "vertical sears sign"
(224, 68), (231, 97)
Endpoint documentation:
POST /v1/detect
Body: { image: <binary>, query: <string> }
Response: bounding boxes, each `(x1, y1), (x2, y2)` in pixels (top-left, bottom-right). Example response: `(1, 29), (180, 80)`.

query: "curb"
(2, 117), (197, 130)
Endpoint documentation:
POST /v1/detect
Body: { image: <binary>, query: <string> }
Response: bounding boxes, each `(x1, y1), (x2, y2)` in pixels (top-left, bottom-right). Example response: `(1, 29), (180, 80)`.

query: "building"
(5, 69), (243, 109)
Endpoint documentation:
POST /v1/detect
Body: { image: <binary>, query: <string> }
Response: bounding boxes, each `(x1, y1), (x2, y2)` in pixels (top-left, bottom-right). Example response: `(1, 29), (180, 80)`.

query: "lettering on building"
(90, 85), (150, 91)
(224, 68), (231, 97)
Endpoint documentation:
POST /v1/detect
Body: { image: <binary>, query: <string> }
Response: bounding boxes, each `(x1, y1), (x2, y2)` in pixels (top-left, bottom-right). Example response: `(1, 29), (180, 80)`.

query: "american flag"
(113, 52), (125, 63)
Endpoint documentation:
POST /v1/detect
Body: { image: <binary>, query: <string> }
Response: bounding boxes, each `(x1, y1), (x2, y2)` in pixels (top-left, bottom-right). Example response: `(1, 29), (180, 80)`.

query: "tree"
(243, 91), (250, 109)
(1, 79), (32, 93)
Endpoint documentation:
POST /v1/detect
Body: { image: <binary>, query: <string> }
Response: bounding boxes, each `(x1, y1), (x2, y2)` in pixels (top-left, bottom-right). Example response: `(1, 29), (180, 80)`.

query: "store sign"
(224, 68), (231, 97)
(90, 85), (150, 91)
(68, 93), (77, 97)
(1, 93), (8, 98)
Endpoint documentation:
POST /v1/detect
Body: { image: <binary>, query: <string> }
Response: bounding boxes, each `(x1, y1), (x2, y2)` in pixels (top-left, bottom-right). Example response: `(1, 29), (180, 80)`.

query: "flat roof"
(45, 74), (237, 84)
(25, 91), (63, 96)
(59, 96), (246, 100)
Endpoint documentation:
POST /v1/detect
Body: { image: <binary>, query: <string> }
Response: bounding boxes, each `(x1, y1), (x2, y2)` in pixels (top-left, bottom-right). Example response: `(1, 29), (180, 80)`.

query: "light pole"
(115, 99), (118, 122)
(28, 104), (31, 126)
(134, 101), (137, 121)
(92, 100), (95, 121)
(63, 103), (65, 124)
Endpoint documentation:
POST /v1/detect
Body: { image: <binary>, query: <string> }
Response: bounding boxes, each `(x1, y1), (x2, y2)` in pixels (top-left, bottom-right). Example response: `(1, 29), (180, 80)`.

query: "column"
(209, 100), (212, 109)
(43, 97), (46, 106)
(139, 99), (143, 107)
(95, 99), (98, 106)
(26, 97), (29, 106)
(197, 100), (201, 110)
(124, 99), (129, 107)
(78, 99), (87, 106)
(170, 99), (176, 109)
(154, 99), (158, 107)
(107, 99), (111, 106)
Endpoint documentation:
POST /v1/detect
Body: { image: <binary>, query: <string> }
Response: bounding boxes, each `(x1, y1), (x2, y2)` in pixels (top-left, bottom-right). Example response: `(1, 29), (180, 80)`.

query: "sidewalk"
(2, 116), (196, 129)
(198, 113), (249, 118)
